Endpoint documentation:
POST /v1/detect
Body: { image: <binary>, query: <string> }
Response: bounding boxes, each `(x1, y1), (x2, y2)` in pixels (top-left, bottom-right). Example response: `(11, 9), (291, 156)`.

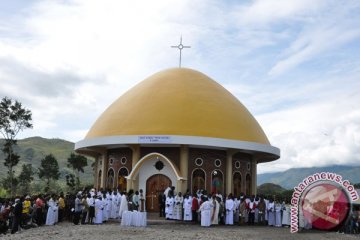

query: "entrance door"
(146, 174), (172, 212)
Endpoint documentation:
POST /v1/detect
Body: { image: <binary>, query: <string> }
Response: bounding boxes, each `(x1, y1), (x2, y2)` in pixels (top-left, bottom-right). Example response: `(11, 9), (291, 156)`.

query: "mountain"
(0, 137), (94, 184)
(257, 183), (286, 196)
(257, 165), (360, 189)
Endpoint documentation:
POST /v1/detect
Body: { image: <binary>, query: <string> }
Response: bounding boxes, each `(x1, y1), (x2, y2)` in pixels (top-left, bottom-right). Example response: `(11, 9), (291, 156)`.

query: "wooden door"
(146, 174), (172, 212)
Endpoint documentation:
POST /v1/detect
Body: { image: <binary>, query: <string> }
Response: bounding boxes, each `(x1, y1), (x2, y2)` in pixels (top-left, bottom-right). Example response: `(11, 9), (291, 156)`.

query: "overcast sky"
(1, 0), (359, 173)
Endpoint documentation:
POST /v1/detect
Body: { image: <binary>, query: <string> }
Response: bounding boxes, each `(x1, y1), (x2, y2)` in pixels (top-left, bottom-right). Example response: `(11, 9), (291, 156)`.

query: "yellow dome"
(85, 68), (270, 145)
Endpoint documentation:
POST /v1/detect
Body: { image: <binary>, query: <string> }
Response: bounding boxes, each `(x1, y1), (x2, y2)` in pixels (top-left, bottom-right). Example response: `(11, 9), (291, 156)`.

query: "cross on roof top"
(171, 36), (191, 68)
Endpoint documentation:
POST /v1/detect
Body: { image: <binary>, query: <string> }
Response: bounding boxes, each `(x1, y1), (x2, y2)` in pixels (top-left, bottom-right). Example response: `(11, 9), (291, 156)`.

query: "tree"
(18, 164), (34, 195)
(65, 173), (76, 192)
(0, 97), (32, 196)
(38, 154), (60, 192)
(67, 153), (88, 190)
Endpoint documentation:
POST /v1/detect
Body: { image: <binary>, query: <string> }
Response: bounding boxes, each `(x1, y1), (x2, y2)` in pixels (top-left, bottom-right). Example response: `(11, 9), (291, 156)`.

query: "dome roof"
(85, 68), (270, 145)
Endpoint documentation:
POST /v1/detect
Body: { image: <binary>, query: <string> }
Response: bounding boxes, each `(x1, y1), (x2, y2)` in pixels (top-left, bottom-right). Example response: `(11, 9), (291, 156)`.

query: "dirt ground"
(2, 220), (359, 240)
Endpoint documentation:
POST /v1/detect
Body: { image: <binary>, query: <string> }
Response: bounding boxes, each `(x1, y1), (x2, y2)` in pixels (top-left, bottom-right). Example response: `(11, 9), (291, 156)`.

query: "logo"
(290, 172), (359, 233)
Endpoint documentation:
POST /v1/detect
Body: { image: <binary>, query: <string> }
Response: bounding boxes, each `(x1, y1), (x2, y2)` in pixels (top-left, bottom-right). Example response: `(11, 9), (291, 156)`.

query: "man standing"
(11, 198), (23, 234)
(198, 196), (213, 227)
(58, 193), (65, 222)
(211, 195), (219, 225)
(247, 197), (256, 225)
(35, 195), (44, 226)
(22, 196), (31, 226)
(267, 198), (275, 226)
(191, 194), (199, 222)
(132, 191), (139, 211)
(158, 193), (165, 217)
(94, 196), (103, 224)
(174, 192), (183, 220)
(139, 189), (145, 212)
(165, 191), (174, 220)
(73, 194), (82, 225)
(118, 192), (128, 219)
(225, 194), (235, 225)
(183, 194), (192, 221)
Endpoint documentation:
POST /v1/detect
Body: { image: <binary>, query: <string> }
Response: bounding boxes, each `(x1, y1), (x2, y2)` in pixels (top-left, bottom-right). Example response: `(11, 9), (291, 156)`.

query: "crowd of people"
(1, 186), (359, 235)
(0, 188), (144, 235)
(161, 187), (292, 228)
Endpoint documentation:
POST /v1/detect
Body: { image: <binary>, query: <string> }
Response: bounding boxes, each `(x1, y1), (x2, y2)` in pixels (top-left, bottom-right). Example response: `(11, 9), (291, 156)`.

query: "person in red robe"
(191, 195), (199, 222)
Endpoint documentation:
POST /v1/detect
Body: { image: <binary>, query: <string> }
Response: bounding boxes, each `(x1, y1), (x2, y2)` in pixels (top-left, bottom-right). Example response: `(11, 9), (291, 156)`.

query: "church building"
(75, 68), (280, 212)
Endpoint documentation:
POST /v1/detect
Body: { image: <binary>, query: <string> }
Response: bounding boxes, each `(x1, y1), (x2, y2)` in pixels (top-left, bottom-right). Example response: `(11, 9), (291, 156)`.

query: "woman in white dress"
(45, 195), (57, 225)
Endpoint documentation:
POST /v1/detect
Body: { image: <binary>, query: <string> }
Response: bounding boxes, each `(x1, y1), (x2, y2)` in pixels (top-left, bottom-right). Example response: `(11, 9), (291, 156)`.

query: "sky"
(0, 0), (359, 174)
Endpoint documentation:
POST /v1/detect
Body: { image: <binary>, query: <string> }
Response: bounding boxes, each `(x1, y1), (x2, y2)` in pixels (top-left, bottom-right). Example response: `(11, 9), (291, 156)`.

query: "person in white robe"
(254, 197), (260, 223)
(264, 197), (269, 223)
(118, 192), (128, 219)
(106, 192), (112, 219)
(110, 191), (117, 218)
(198, 197), (213, 227)
(94, 197), (103, 224)
(211, 195), (219, 225)
(45, 196), (58, 225)
(174, 192), (183, 220)
(225, 194), (235, 225)
(233, 197), (240, 223)
(54, 198), (59, 224)
(244, 197), (250, 223)
(164, 186), (171, 199)
(102, 194), (108, 222)
(165, 193), (175, 220)
(267, 199), (275, 226)
(275, 201), (282, 227)
(183, 195), (192, 221)
(87, 195), (95, 224)
(139, 189), (145, 212)
(282, 203), (290, 226)
(116, 191), (122, 216)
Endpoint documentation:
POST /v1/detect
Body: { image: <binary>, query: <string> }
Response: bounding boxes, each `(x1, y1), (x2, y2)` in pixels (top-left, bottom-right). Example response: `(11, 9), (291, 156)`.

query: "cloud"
(0, 0), (359, 174)
(0, 57), (92, 98)
(257, 88), (360, 173)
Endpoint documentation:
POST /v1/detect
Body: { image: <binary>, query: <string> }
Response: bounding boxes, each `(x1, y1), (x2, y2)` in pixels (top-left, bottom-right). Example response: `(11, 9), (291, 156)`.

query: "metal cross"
(171, 36), (191, 68)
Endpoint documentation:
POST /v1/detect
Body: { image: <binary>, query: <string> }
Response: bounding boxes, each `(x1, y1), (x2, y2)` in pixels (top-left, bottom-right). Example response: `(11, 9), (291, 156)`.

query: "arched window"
(192, 169), (205, 194)
(118, 167), (128, 192)
(107, 168), (115, 190)
(97, 170), (102, 190)
(233, 172), (242, 197)
(246, 174), (251, 195)
(211, 170), (224, 195)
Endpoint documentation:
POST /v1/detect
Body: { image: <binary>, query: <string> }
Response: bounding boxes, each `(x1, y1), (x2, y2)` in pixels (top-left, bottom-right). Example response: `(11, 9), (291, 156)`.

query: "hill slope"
(0, 137), (94, 184)
(258, 165), (360, 189)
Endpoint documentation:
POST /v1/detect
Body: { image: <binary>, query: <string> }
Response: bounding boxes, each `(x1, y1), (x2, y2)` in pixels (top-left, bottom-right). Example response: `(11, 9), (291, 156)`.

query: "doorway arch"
(233, 172), (242, 197)
(107, 168), (115, 190)
(191, 168), (206, 194)
(246, 173), (251, 195)
(118, 167), (128, 192)
(211, 169), (224, 195)
(146, 174), (172, 212)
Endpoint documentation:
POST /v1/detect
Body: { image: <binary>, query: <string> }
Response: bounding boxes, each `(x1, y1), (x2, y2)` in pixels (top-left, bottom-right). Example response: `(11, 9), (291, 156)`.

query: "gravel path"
(2, 221), (358, 240)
